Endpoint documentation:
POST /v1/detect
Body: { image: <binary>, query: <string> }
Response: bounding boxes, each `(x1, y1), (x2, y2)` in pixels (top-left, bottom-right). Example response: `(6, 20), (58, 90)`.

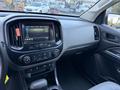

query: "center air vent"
(94, 26), (100, 40)
(8, 22), (23, 49)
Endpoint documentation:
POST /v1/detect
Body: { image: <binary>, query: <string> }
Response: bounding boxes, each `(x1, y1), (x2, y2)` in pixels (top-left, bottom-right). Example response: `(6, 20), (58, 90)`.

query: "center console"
(4, 17), (63, 90)
(24, 63), (61, 90)
(5, 18), (63, 66)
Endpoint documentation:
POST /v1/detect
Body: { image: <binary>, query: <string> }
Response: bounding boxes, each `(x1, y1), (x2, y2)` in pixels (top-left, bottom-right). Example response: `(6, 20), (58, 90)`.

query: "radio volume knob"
(22, 56), (31, 64)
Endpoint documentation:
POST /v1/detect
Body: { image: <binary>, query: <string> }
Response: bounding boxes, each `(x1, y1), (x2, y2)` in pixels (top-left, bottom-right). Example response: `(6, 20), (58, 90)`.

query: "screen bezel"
(25, 25), (50, 40)
(23, 22), (55, 44)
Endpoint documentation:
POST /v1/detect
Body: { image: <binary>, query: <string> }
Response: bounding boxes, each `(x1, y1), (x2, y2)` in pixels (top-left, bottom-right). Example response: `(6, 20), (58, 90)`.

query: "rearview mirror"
(107, 14), (120, 29)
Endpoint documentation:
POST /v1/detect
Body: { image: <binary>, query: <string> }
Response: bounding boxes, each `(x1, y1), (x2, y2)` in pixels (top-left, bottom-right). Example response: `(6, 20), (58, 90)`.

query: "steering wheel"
(0, 54), (7, 90)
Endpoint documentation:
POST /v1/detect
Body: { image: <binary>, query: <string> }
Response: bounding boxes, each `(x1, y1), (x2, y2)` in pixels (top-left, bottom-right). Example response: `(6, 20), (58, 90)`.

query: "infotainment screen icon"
(25, 26), (50, 41)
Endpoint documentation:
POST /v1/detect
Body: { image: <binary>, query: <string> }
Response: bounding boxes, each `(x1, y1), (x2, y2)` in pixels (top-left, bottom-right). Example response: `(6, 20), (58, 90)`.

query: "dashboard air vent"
(94, 26), (100, 40)
(8, 22), (23, 49)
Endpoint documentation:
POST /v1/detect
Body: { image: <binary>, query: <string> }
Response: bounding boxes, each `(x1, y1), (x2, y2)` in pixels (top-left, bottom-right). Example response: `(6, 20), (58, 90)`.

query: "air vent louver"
(94, 26), (100, 40)
(8, 22), (23, 49)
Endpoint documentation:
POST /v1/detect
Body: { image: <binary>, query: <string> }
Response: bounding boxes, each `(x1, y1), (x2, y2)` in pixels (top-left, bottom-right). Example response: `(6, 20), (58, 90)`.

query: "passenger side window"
(106, 2), (120, 29)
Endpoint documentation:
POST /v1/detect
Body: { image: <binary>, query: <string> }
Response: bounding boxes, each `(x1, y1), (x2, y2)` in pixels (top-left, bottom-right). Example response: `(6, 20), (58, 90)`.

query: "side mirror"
(107, 13), (120, 29)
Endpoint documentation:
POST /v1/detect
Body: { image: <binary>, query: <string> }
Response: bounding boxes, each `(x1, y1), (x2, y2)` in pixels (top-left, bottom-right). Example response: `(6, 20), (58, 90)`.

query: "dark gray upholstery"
(89, 81), (120, 90)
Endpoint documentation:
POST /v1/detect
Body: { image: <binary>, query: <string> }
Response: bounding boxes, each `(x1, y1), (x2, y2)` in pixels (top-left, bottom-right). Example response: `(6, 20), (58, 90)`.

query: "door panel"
(96, 24), (120, 83)
(98, 24), (120, 51)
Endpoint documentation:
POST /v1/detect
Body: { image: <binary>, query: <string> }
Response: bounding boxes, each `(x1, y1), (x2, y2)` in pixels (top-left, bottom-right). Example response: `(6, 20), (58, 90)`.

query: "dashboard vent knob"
(8, 22), (23, 49)
(94, 26), (100, 40)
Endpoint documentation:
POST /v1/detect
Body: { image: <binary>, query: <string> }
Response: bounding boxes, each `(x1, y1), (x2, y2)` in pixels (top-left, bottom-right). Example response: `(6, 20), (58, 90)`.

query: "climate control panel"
(19, 49), (60, 65)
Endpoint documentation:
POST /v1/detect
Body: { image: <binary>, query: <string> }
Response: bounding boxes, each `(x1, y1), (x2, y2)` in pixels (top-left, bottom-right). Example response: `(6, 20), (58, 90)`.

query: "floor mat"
(57, 57), (93, 90)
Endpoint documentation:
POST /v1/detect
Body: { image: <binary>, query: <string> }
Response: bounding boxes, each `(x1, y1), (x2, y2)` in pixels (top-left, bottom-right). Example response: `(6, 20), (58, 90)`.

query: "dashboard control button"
(29, 46), (34, 49)
(42, 52), (48, 59)
(48, 52), (52, 58)
(37, 57), (42, 61)
(22, 56), (31, 64)
(47, 44), (52, 47)
(53, 49), (60, 57)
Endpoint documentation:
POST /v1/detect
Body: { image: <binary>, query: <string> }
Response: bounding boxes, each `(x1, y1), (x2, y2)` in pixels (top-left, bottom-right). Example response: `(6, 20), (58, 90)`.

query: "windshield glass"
(0, 0), (100, 16)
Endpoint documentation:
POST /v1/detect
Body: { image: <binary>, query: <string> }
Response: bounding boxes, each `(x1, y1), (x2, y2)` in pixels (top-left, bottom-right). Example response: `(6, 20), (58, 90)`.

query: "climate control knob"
(22, 56), (31, 64)
(53, 49), (60, 57)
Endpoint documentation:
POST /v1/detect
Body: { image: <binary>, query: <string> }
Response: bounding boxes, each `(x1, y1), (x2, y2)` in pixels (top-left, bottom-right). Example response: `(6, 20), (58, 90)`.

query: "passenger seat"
(89, 81), (120, 90)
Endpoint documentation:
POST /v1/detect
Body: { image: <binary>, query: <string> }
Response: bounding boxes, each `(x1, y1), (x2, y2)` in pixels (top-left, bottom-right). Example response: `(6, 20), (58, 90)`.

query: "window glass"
(107, 2), (120, 29)
(0, 0), (100, 16)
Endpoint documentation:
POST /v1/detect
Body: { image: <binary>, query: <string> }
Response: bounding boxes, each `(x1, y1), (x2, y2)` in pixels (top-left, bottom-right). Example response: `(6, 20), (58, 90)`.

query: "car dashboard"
(0, 12), (100, 71)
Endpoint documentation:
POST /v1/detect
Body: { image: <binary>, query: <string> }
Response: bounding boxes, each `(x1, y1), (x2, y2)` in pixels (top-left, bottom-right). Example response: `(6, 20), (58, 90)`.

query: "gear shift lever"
(30, 79), (48, 90)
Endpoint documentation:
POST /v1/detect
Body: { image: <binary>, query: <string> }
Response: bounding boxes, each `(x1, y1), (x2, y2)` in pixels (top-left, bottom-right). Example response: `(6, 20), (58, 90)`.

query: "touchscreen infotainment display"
(25, 26), (50, 40)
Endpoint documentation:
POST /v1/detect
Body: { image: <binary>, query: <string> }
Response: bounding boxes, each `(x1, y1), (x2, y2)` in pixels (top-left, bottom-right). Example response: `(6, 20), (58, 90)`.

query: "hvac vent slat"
(8, 22), (23, 49)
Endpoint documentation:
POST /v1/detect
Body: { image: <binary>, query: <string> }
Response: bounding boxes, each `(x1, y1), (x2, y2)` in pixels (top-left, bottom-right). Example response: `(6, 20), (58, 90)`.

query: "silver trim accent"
(54, 65), (60, 86)
(105, 50), (120, 59)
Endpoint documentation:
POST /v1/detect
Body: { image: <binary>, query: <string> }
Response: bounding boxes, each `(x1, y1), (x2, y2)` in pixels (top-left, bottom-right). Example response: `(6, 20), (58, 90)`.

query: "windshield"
(0, 0), (100, 16)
